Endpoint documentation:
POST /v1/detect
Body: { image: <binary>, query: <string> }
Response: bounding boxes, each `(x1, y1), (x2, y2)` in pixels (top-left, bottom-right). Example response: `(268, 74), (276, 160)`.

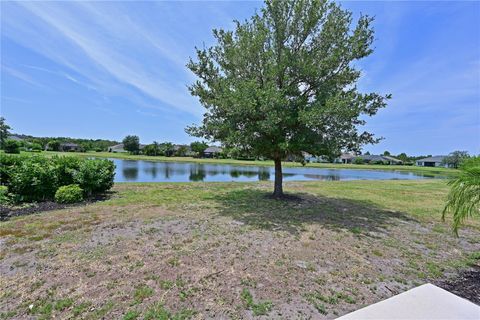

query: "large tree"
(442, 150), (470, 169)
(122, 135), (140, 154)
(187, 0), (390, 197)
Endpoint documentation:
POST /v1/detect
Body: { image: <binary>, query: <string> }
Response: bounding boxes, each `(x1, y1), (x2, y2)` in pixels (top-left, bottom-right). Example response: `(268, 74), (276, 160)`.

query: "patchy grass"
(1, 180), (478, 318)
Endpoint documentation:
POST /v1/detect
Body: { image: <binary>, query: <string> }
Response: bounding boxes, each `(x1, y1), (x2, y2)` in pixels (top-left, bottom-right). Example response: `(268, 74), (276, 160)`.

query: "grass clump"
(144, 303), (196, 320)
(240, 288), (273, 316)
(133, 285), (154, 304)
(53, 298), (74, 311)
(123, 310), (140, 320)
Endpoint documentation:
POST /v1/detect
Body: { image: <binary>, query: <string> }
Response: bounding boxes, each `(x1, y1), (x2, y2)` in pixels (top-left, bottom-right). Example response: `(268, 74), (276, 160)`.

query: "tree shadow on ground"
(214, 188), (417, 236)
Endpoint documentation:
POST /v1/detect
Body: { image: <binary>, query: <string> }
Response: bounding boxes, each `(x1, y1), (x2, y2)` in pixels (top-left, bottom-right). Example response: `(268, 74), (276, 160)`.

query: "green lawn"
(40, 151), (458, 176)
(1, 179), (478, 319)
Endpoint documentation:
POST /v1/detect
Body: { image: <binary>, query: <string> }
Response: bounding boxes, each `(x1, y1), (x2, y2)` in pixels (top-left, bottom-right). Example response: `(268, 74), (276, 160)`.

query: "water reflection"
(111, 159), (444, 183)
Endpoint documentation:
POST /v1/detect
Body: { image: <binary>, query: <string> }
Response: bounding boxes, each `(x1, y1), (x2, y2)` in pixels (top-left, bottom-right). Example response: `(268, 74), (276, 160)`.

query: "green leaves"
(188, 0), (388, 160)
(443, 156), (480, 235)
(187, 0), (390, 195)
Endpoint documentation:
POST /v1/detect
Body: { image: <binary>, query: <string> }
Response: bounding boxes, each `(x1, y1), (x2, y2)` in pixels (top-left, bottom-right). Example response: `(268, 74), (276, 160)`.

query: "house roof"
(7, 135), (23, 141)
(340, 153), (356, 159)
(416, 156), (446, 162)
(109, 143), (145, 150)
(60, 142), (79, 147)
(356, 155), (402, 162)
(204, 146), (223, 153)
(383, 155), (402, 163)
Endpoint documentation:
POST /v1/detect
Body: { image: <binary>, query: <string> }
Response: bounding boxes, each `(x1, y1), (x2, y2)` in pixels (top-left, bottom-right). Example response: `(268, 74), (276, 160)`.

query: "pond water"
(111, 159), (443, 183)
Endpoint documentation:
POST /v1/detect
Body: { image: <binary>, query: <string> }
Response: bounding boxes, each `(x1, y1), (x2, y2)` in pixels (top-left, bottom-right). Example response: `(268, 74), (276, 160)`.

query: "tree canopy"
(442, 151), (470, 169)
(0, 117), (12, 149)
(187, 0), (390, 197)
(123, 135), (140, 154)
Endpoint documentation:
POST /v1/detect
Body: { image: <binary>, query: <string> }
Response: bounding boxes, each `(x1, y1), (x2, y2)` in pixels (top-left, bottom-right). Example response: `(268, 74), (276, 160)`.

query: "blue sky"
(1, 1), (479, 156)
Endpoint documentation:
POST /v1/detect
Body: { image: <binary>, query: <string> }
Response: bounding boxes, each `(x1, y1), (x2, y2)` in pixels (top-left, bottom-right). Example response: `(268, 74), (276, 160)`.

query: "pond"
(111, 159), (443, 183)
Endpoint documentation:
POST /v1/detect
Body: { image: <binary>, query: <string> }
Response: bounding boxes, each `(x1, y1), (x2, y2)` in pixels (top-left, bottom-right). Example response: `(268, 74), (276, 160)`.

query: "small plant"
(133, 284), (154, 304)
(55, 184), (84, 204)
(240, 288), (273, 316)
(159, 280), (174, 290)
(144, 303), (195, 320)
(54, 298), (74, 311)
(123, 310), (140, 320)
(72, 301), (92, 317)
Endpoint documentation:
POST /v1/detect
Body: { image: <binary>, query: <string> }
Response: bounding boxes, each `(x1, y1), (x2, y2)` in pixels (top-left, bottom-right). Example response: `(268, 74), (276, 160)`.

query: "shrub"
(55, 184), (84, 203)
(9, 155), (58, 201)
(3, 140), (20, 154)
(0, 186), (9, 205)
(0, 153), (25, 183)
(72, 158), (115, 196)
(353, 157), (364, 164)
(0, 154), (115, 203)
(54, 156), (81, 187)
(30, 143), (43, 151)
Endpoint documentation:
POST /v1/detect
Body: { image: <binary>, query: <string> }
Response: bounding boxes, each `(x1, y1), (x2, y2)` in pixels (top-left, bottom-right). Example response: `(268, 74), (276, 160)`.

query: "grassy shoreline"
(41, 151), (458, 176)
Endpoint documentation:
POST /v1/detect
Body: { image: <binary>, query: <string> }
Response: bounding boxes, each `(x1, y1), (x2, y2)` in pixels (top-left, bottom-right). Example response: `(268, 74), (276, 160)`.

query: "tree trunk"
(273, 157), (283, 198)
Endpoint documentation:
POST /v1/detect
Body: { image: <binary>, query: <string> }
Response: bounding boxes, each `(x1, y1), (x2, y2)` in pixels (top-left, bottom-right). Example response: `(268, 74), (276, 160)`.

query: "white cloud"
(3, 1), (203, 117)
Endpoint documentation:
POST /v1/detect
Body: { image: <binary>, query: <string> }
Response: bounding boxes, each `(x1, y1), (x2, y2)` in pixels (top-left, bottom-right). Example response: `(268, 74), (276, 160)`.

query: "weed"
(167, 257), (180, 267)
(73, 301), (92, 317)
(425, 262), (443, 277)
(54, 298), (74, 311)
(372, 250), (383, 257)
(123, 310), (140, 320)
(144, 303), (196, 320)
(240, 288), (273, 316)
(159, 280), (174, 290)
(133, 285), (154, 304)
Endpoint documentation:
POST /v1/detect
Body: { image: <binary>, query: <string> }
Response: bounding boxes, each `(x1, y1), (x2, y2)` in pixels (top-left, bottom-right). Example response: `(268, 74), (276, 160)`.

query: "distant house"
(173, 144), (194, 156)
(203, 146), (223, 158)
(60, 143), (80, 152)
(416, 156), (447, 167)
(354, 155), (403, 165)
(108, 144), (128, 153)
(335, 152), (356, 164)
(7, 135), (24, 142)
(108, 143), (146, 153)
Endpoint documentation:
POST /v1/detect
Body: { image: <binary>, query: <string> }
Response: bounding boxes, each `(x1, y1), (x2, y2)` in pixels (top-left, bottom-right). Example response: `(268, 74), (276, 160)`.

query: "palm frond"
(443, 156), (480, 235)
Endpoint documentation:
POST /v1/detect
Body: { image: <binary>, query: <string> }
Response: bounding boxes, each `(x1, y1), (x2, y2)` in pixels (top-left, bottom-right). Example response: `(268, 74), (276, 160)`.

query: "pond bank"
(42, 151), (458, 177)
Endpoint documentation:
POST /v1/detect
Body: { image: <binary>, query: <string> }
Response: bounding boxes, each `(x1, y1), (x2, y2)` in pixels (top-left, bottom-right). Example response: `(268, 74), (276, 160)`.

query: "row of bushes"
(0, 154), (115, 203)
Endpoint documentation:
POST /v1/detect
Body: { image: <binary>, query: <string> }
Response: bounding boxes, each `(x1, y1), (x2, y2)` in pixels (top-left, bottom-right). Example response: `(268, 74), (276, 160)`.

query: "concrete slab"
(337, 283), (480, 320)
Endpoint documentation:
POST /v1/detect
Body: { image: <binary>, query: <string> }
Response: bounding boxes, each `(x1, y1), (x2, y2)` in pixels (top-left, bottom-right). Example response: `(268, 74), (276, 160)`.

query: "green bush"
(0, 154), (115, 203)
(3, 140), (20, 154)
(353, 157), (364, 164)
(30, 143), (43, 151)
(55, 184), (84, 203)
(0, 186), (9, 205)
(9, 156), (58, 202)
(54, 156), (81, 187)
(72, 158), (115, 196)
(0, 153), (25, 183)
